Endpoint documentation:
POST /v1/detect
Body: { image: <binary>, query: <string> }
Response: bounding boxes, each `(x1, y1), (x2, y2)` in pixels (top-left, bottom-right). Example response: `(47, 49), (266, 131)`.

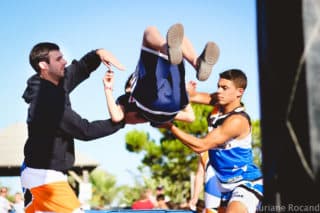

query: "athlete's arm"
(103, 71), (125, 122)
(168, 114), (250, 153)
(186, 80), (217, 105)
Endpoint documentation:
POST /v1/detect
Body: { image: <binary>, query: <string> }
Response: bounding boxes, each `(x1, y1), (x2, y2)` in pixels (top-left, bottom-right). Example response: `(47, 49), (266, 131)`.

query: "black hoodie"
(22, 50), (125, 172)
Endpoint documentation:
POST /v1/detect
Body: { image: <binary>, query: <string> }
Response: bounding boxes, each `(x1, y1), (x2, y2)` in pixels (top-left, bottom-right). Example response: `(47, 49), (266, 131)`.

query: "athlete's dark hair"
(219, 69), (247, 89)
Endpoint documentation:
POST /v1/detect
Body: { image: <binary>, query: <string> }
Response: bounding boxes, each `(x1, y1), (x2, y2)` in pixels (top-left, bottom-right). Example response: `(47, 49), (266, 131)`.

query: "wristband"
(104, 86), (113, 91)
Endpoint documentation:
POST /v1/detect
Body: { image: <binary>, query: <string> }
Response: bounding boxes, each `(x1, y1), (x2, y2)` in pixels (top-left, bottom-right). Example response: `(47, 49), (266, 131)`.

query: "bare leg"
(182, 35), (220, 81)
(174, 103), (195, 123)
(142, 24), (219, 81)
(142, 26), (167, 53)
(142, 25), (197, 68)
(181, 36), (198, 69)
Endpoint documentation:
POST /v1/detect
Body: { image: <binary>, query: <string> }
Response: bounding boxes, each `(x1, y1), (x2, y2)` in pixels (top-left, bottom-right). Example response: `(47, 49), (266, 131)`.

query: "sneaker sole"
(197, 42), (220, 81)
(167, 23), (184, 65)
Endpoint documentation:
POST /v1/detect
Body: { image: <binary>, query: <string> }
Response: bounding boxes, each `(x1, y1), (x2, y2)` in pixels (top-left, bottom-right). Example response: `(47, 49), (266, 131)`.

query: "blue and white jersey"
(208, 107), (263, 198)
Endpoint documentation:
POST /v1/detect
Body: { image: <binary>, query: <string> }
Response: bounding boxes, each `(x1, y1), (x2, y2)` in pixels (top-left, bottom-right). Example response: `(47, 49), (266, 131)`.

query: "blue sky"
(0, 0), (259, 193)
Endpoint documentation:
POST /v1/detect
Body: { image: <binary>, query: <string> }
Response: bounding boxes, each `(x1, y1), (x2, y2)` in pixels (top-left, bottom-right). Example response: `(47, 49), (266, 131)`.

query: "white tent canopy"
(0, 123), (98, 176)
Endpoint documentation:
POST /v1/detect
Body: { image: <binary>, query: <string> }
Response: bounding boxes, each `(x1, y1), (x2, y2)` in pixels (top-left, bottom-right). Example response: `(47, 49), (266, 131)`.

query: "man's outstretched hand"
(96, 49), (126, 71)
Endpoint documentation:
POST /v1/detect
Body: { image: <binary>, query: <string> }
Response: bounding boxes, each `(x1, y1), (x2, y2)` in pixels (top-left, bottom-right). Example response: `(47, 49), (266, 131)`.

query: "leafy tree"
(118, 177), (157, 207)
(125, 103), (213, 203)
(124, 104), (262, 203)
(89, 168), (121, 209)
(251, 120), (262, 167)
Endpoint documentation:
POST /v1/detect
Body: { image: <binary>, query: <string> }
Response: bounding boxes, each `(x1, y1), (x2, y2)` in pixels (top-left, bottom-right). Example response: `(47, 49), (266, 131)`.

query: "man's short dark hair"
(219, 69), (247, 90)
(29, 42), (60, 73)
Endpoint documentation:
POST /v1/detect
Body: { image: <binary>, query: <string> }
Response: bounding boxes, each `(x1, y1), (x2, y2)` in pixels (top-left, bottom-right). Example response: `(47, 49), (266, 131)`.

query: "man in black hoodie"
(21, 42), (126, 213)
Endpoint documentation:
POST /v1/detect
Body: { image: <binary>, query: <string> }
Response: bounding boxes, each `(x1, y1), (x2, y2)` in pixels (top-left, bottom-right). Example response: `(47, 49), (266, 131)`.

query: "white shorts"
(229, 186), (260, 213)
(218, 178), (263, 213)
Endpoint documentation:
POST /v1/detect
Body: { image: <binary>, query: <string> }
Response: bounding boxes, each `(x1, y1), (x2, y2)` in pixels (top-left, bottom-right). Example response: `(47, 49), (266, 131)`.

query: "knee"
(143, 26), (158, 40)
(142, 25), (165, 51)
(144, 26), (158, 35)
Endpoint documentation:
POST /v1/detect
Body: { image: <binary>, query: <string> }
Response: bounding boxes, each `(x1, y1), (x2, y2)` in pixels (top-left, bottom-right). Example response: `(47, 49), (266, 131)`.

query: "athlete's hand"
(103, 70), (114, 90)
(96, 49), (126, 71)
(186, 80), (197, 97)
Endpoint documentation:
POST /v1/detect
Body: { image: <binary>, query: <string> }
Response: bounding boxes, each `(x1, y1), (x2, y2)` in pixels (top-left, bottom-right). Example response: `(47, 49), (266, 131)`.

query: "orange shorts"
(21, 167), (83, 213)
